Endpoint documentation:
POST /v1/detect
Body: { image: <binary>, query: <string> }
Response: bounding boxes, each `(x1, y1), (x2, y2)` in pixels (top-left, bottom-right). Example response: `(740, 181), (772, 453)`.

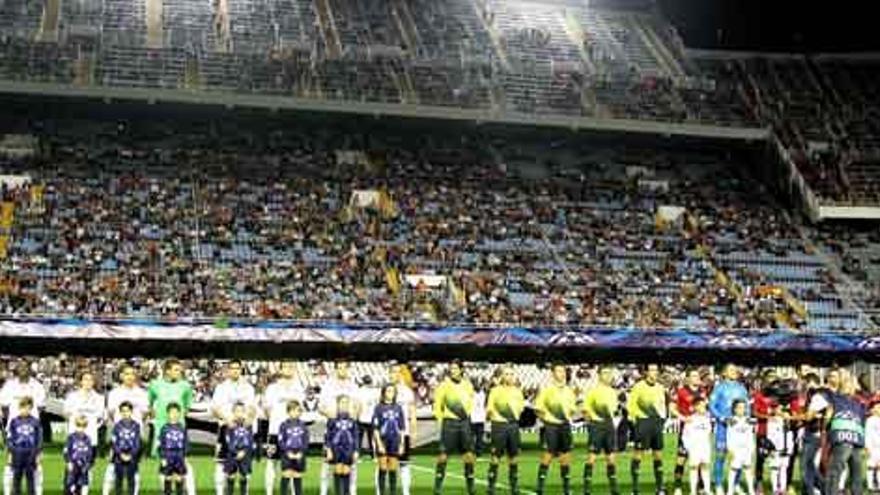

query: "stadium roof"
(660, 0), (880, 52)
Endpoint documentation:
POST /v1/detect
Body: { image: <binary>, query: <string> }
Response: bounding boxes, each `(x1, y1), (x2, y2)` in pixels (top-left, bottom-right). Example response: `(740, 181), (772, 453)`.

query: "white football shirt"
(318, 378), (360, 418)
(682, 414), (712, 457)
(0, 378), (46, 426)
(64, 389), (105, 445)
(263, 379), (305, 435)
(211, 378), (257, 422)
(106, 384), (150, 425)
(727, 417), (755, 455)
(396, 383), (416, 435)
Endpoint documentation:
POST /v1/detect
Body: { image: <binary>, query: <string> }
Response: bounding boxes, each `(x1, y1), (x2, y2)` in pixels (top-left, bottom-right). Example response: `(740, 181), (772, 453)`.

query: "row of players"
(1, 359), (877, 495)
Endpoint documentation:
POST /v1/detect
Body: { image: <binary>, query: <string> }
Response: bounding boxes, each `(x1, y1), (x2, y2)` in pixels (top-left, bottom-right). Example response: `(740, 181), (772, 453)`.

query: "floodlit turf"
(10, 433), (800, 494)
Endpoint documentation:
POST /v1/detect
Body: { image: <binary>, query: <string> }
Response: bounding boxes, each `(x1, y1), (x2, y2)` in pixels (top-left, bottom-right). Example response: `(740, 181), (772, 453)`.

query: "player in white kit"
(1, 362), (46, 495)
(318, 362), (360, 495)
(211, 361), (257, 495)
(63, 371), (106, 495)
(64, 371), (106, 448)
(102, 364), (150, 495)
(681, 396), (712, 495)
(726, 399), (756, 495)
(261, 362), (305, 495)
(866, 402), (880, 492)
(765, 403), (794, 495)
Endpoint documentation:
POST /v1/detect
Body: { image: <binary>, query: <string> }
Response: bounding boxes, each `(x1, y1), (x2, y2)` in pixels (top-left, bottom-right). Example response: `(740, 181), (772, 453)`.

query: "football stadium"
(2, 0), (880, 494)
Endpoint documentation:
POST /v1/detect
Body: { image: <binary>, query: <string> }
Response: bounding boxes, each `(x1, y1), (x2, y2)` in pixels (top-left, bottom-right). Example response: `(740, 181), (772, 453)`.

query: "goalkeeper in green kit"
(148, 359), (196, 494)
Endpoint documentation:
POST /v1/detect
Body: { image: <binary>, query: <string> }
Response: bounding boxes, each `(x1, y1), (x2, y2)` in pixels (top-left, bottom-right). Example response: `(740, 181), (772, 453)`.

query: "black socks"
(464, 462), (475, 495)
(561, 465), (571, 495)
(433, 462), (447, 495)
(536, 464), (549, 495)
(653, 459), (663, 489)
(632, 458), (641, 492)
(583, 462), (593, 495)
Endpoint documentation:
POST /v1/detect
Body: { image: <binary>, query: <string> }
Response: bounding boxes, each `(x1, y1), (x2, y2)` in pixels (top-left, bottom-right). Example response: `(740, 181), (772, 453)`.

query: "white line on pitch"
(409, 463), (539, 495)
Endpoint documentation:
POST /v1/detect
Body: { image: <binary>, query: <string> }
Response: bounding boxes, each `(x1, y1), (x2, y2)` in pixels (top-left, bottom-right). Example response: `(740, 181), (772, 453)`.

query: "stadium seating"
(0, 0), (759, 126)
(0, 122), (870, 333)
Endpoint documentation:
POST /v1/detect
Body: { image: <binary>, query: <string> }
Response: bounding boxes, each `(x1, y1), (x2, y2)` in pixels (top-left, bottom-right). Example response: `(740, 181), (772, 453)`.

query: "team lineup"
(0, 359), (877, 495)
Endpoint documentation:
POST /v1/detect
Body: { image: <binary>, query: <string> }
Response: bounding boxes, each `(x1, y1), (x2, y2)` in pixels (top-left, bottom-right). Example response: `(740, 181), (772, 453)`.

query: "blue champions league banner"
(1, 317), (879, 355)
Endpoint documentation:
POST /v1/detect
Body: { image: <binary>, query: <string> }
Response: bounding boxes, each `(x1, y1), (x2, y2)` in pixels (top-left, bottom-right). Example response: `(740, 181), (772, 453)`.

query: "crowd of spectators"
(721, 56), (880, 206)
(0, 118), (866, 332)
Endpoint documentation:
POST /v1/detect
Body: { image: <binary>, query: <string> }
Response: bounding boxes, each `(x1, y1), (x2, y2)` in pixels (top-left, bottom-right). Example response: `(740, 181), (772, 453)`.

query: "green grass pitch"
(14, 433), (798, 494)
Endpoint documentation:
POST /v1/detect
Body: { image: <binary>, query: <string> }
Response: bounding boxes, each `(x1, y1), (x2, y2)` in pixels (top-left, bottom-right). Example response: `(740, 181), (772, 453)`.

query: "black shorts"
(757, 435), (773, 457)
(490, 422), (521, 458)
(440, 419), (474, 455)
(634, 418), (664, 451)
(280, 452), (307, 472)
(541, 423), (573, 455)
(676, 428), (688, 457)
(160, 456), (187, 476)
(399, 436), (412, 462)
(215, 425), (229, 460)
(588, 422), (617, 454)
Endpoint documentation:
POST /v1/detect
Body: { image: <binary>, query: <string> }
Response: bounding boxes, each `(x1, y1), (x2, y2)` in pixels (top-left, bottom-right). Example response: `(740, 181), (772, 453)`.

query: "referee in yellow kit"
(432, 359), (476, 495)
(627, 364), (668, 495)
(486, 365), (525, 495)
(583, 365), (621, 495)
(534, 362), (577, 495)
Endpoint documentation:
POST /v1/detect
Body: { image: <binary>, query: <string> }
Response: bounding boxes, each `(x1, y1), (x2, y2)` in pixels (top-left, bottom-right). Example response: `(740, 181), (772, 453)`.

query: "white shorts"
(867, 449), (880, 468)
(729, 448), (754, 470)
(688, 447), (711, 467)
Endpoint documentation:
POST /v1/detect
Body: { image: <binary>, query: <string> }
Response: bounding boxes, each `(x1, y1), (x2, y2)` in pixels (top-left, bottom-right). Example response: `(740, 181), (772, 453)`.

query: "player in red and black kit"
(671, 368), (705, 495)
(752, 370), (776, 495)
(856, 373), (879, 408)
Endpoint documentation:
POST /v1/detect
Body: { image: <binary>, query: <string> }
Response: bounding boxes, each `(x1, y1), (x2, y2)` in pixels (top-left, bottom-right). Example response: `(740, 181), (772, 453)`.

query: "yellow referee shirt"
(487, 385), (525, 424)
(433, 377), (475, 421)
(535, 383), (577, 425)
(583, 384), (618, 423)
(627, 380), (667, 420)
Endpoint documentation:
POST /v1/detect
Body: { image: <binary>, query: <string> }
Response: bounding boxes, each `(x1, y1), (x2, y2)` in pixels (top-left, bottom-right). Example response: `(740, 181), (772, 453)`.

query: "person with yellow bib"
(583, 366), (621, 495)
(432, 360), (476, 495)
(628, 364), (669, 495)
(486, 365), (525, 495)
(534, 362), (577, 495)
